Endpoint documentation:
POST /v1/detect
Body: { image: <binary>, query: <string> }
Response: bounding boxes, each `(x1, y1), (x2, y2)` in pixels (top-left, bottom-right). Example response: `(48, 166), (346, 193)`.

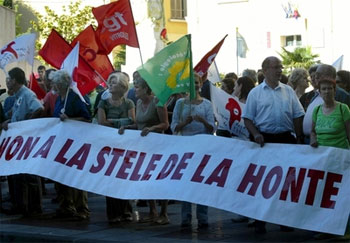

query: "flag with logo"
(71, 25), (114, 82)
(210, 84), (249, 140)
(39, 29), (104, 96)
(137, 34), (194, 106)
(93, 0), (139, 54)
(0, 33), (36, 70)
(194, 35), (227, 77)
(236, 30), (248, 58)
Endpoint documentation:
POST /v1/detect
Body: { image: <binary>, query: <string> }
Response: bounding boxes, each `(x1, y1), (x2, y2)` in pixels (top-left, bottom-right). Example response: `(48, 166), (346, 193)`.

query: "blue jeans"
(181, 201), (208, 225)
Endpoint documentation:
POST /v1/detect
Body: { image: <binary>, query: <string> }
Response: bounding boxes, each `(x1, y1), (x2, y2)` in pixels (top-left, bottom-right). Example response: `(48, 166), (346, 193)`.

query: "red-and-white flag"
(194, 35), (227, 77)
(71, 25), (114, 83)
(60, 42), (86, 103)
(93, 0), (139, 54)
(0, 33), (36, 70)
(39, 29), (104, 96)
(210, 84), (249, 140)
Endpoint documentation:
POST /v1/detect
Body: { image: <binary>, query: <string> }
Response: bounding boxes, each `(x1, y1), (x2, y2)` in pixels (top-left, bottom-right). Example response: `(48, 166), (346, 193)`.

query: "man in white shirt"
(242, 56), (305, 234)
(243, 56), (305, 147)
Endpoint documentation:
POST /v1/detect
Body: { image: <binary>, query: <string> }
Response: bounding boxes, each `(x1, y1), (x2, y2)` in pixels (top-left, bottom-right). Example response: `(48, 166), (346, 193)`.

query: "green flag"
(137, 34), (194, 106)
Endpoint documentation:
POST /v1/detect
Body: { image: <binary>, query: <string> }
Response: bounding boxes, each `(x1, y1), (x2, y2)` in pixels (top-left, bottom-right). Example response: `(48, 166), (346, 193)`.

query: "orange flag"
(71, 25), (114, 82)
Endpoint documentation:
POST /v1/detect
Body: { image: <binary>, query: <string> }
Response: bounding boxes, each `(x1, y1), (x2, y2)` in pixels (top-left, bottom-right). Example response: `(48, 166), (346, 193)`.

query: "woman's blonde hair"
(107, 72), (129, 94)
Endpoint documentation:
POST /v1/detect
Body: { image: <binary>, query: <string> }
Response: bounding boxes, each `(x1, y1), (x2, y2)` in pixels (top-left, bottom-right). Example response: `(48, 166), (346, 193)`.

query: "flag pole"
(236, 27), (239, 75)
(189, 34), (193, 117)
(128, 0), (143, 66)
(62, 86), (70, 114)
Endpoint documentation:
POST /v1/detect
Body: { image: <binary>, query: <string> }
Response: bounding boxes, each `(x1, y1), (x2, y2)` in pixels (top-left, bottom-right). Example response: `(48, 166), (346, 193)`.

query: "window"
(282, 35), (302, 47)
(171, 0), (187, 20)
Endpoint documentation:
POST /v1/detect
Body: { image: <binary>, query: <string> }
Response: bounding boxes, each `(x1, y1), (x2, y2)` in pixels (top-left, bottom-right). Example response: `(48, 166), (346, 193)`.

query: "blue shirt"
(242, 81), (305, 134)
(53, 90), (91, 120)
(11, 86), (43, 122)
(4, 95), (15, 120)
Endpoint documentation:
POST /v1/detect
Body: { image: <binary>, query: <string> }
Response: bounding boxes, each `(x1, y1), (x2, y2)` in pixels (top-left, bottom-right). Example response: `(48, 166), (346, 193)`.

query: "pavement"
(0, 179), (332, 242)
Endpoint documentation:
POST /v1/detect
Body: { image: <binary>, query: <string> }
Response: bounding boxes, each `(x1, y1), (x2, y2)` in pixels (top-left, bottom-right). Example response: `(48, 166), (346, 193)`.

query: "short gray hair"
(242, 69), (257, 84)
(51, 70), (71, 90)
(288, 68), (308, 89)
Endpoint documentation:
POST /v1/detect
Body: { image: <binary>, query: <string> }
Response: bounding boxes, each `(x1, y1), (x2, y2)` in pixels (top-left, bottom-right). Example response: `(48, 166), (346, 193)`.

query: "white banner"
(210, 84), (249, 139)
(1, 118), (350, 235)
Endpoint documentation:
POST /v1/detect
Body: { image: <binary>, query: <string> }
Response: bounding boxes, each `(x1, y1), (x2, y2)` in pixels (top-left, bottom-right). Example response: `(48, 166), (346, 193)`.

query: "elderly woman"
(310, 78), (350, 240)
(98, 72), (135, 224)
(288, 68), (310, 98)
(171, 73), (215, 229)
(51, 70), (91, 220)
(119, 73), (169, 225)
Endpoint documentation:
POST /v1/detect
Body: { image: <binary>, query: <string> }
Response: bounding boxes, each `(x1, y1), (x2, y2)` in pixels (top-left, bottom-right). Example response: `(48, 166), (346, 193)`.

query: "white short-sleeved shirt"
(242, 81), (305, 134)
(303, 93), (323, 136)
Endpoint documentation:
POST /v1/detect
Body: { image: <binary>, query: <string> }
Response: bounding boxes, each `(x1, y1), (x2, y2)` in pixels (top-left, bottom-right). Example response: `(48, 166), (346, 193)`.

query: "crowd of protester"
(0, 56), (349, 240)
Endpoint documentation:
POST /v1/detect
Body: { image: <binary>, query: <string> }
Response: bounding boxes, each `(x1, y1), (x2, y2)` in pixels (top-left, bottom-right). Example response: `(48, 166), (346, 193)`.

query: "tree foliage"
(1, 0), (13, 8)
(278, 46), (320, 75)
(30, 0), (96, 51)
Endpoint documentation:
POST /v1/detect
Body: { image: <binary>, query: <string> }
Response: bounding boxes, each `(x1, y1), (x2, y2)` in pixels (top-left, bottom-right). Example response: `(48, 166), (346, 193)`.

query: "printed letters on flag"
(137, 34), (195, 106)
(71, 25), (114, 82)
(194, 35), (227, 77)
(0, 33), (36, 70)
(210, 84), (249, 139)
(93, 0), (139, 54)
(39, 29), (104, 96)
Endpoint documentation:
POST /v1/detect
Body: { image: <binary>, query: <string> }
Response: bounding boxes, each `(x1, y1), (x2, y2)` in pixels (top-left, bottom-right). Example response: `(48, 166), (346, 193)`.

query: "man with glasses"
(242, 56), (305, 234)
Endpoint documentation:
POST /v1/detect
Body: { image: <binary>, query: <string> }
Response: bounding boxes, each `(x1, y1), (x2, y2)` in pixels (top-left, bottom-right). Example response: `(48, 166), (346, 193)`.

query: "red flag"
(71, 25), (114, 82)
(38, 29), (71, 69)
(39, 29), (104, 96)
(92, 0), (139, 54)
(194, 35), (228, 77)
(29, 73), (46, 100)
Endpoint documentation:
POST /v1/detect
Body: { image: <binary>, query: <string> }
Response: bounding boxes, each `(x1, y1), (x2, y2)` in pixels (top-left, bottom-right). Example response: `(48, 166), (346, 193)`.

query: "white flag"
(60, 42), (86, 103)
(207, 61), (221, 84)
(332, 55), (343, 71)
(210, 84), (249, 140)
(0, 33), (36, 69)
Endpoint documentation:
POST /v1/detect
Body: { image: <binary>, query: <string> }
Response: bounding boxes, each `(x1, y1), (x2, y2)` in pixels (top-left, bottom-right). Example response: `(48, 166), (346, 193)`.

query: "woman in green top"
(310, 78), (350, 149)
(310, 78), (350, 240)
(98, 72), (135, 224)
